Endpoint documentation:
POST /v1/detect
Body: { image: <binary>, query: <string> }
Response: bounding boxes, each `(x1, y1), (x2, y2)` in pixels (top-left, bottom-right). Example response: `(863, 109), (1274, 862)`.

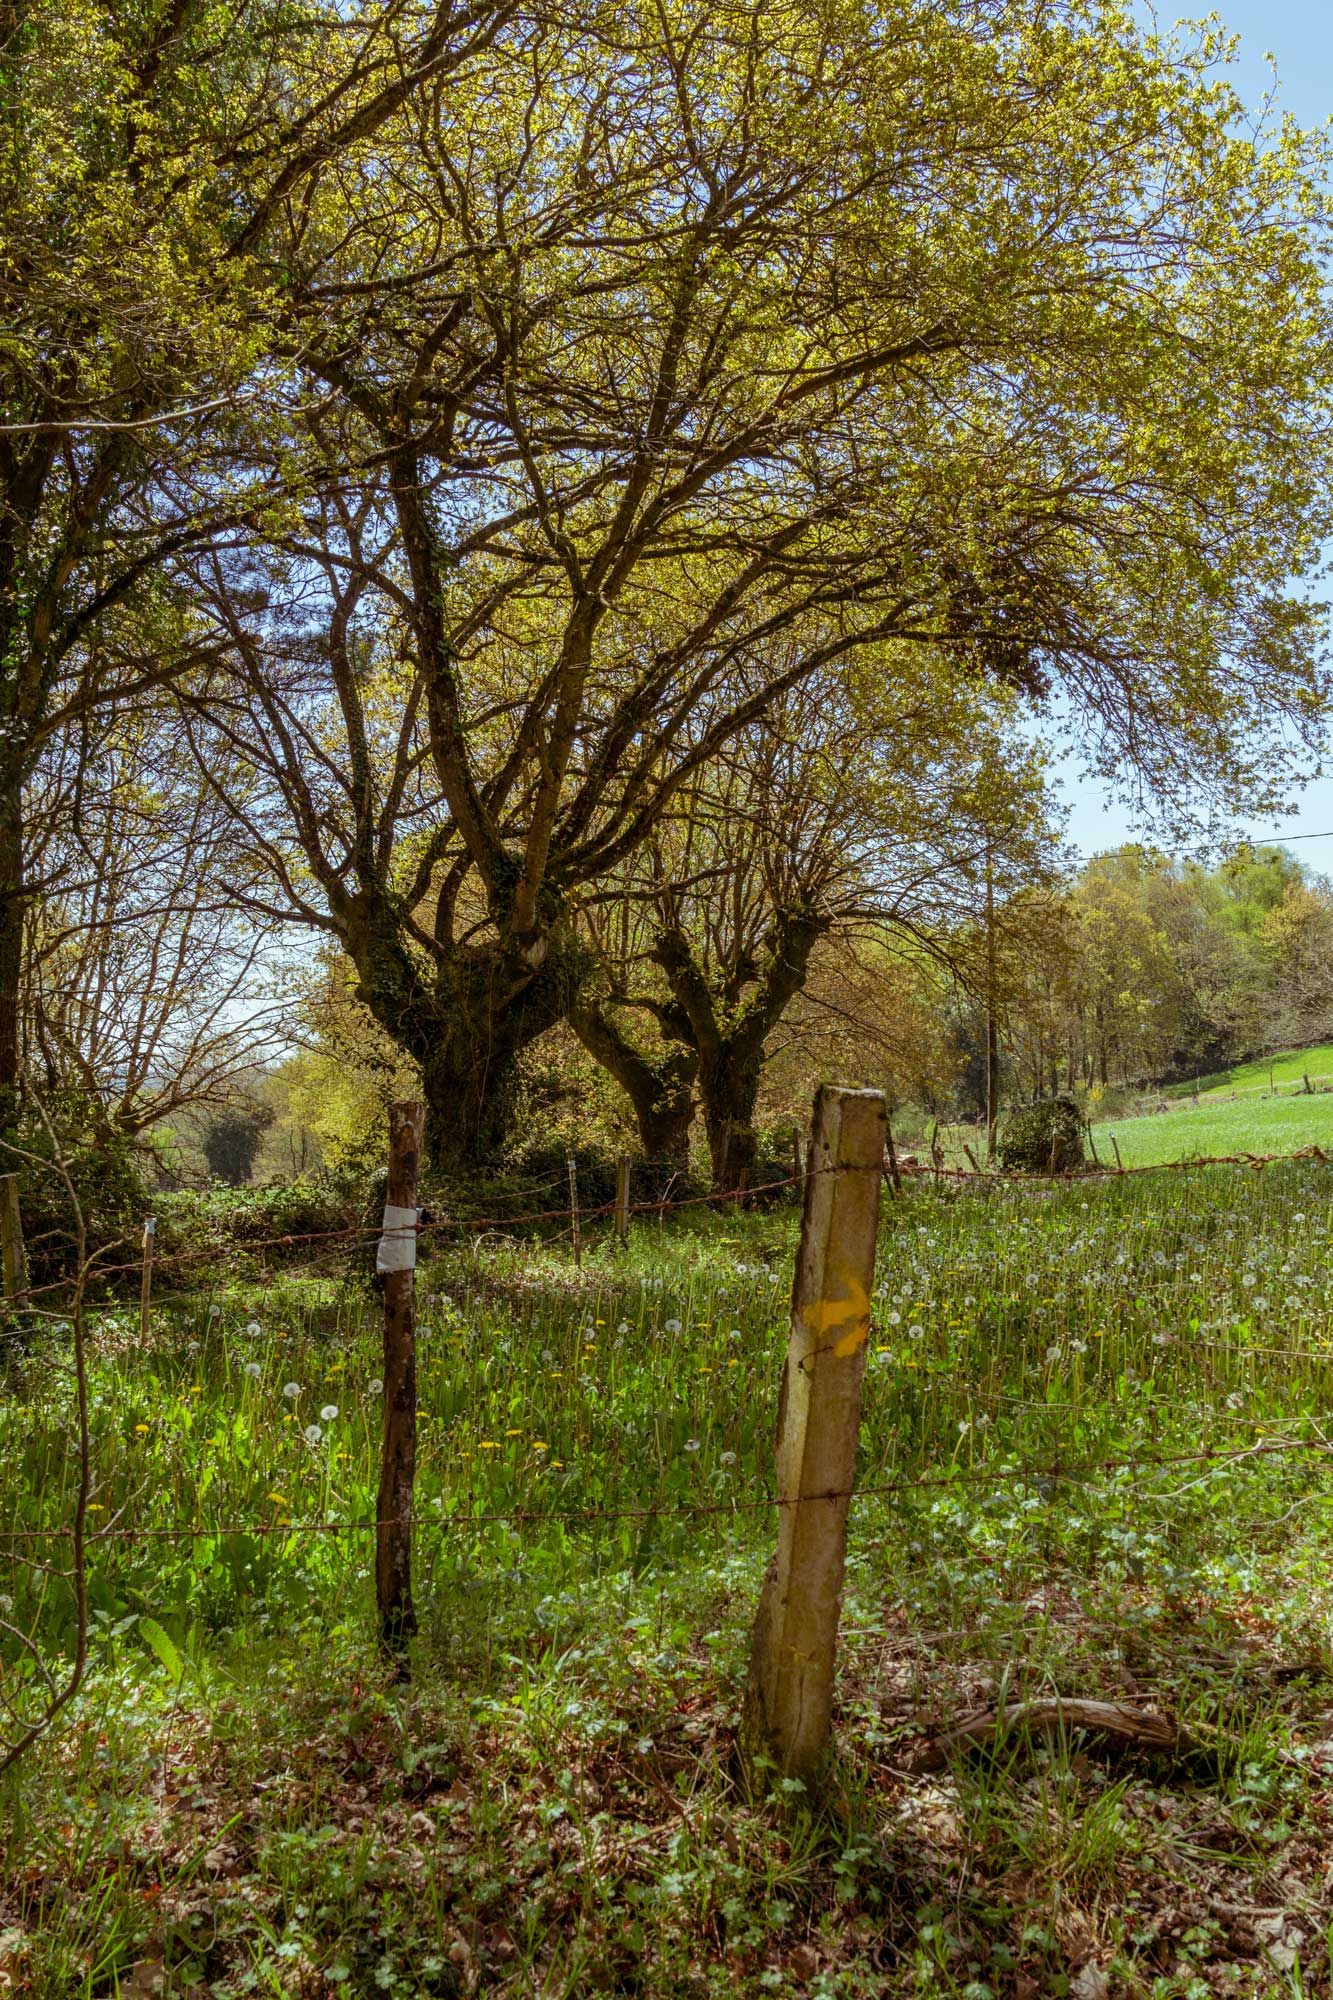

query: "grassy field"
(1165, 1046), (1333, 1102)
(8, 1167), (1333, 1995)
(1090, 1088), (1333, 1167)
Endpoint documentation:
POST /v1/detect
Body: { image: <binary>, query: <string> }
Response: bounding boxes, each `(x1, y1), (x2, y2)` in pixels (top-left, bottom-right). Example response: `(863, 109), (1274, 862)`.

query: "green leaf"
(139, 1615), (185, 1685)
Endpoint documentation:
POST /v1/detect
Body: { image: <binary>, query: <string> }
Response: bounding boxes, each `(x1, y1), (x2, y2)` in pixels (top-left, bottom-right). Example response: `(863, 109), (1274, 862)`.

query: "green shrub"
(998, 1096), (1087, 1175)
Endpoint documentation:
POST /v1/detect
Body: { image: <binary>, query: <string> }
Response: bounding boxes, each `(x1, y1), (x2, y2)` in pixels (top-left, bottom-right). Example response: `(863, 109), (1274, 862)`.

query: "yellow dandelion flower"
(480, 1440), (500, 1450)
(504, 1428), (522, 1436)
(533, 1441), (548, 1451)
(134, 1423), (150, 1433)
(268, 1492), (289, 1504)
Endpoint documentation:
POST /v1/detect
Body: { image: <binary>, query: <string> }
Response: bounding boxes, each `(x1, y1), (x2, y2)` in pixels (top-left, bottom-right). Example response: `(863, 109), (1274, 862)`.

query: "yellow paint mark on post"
(803, 1268), (871, 1356)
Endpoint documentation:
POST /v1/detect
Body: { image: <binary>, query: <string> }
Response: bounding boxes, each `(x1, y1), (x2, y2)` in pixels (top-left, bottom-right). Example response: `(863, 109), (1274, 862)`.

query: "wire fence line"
(6, 1139), (1333, 1319)
(7, 1102), (1333, 1777)
(2, 1433), (1325, 1548)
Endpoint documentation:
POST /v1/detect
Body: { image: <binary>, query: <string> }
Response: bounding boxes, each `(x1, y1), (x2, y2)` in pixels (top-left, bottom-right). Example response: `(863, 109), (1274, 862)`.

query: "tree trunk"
(0, 785), (24, 1148)
(653, 906), (828, 1197)
(346, 910), (583, 1169)
(701, 1052), (763, 1194)
(567, 998), (696, 1163)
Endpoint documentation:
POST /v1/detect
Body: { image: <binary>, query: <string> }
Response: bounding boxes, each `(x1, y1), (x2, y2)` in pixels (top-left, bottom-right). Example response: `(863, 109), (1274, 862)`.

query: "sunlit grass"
(9, 1165), (1333, 1996)
(6, 1162), (1333, 1653)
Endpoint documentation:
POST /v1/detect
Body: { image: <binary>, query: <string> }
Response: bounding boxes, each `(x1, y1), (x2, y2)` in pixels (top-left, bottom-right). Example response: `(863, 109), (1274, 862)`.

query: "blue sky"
(1059, 0), (1333, 860)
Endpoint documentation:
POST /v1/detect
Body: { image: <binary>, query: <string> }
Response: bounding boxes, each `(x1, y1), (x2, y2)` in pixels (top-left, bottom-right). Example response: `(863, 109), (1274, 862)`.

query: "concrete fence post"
(742, 1084), (886, 1791)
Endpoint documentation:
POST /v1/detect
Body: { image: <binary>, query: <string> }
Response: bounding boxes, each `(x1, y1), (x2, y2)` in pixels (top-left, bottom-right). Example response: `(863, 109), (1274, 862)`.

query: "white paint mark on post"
(376, 1204), (418, 1274)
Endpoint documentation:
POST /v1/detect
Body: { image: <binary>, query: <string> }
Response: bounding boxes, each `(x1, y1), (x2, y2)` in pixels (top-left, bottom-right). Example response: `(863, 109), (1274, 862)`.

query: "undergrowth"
(6, 1165), (1333, 1994)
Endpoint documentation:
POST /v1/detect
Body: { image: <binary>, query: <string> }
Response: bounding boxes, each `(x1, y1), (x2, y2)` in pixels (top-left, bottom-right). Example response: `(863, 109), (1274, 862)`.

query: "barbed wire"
(2, 1432), (1325, 1548)
(9, 1141), (1333, 1318)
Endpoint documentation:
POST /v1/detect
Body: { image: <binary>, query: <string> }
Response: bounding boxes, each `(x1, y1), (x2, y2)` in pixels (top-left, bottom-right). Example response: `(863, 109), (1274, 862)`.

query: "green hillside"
(1091, 1083), (1333, 1166)
(1164, 1043), (1333, 1101)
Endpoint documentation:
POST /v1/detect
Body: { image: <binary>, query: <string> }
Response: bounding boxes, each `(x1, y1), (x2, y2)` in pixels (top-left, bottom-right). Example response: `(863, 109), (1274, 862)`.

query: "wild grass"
(1163, 1044), (1333, 1101)
(1089, 1089), (1333, 1165)
(6, 1164), (1333, 1993)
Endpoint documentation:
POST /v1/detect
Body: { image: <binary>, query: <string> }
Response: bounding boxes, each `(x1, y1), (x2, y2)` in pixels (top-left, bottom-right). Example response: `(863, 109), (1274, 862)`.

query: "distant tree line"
(943, 844), (1333, 1117)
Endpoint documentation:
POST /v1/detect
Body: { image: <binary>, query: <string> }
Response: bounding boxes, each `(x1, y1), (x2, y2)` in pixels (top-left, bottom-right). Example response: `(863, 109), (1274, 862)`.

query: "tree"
(572, 669), (1057, 1188)
(184, 0), (1333, 1162)
(21, 704), (284, 1139)
(202, 1103), (273, 1186)
(1263, 876), (1333, 1053)
(0, 0), (515, 1149)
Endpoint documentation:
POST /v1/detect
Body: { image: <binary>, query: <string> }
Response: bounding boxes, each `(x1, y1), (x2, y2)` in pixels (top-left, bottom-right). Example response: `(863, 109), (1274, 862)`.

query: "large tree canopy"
(0, 0), (516, 1137)
(176, 0), (1333, 1157)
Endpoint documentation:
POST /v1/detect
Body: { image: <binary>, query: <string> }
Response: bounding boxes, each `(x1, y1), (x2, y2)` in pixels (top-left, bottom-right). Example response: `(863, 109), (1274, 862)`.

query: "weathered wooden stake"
(376, 1100), (425, 1654)
(0, 1173), (26, 1305)
(962, 1142), (981, 1176)
(567, 1152), (582, 1268)
(139, 1217), (156, 1343)
(1110, 1132), (1124, 1173)
(792, 1130), (804, 1188)
(883, 1118), (903, 1196)
(614, 1158), (631, 1243)
(742, 1085), (886, 1791)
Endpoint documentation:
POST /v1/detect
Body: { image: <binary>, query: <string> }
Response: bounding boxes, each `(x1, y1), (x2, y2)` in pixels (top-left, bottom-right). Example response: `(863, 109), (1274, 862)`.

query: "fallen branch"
(904, 1697), (1201, 1773)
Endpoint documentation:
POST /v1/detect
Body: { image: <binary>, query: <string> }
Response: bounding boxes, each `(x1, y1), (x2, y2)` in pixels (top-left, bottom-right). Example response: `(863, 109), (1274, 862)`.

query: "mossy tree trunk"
(335, 886), (584, 1168)
(567, 997), (697, 1163)
(652, 907), (829, 1196)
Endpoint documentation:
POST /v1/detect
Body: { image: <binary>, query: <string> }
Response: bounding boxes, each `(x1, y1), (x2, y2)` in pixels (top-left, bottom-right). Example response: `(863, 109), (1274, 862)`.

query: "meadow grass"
(1163, 1044), (1333, 1102)
(6, 1165), (1333, 1994)
(1090, 1088), (1333, 1166)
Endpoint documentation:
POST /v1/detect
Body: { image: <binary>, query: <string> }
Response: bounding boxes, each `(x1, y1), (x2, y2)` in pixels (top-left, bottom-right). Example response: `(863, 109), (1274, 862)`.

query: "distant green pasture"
(1091, 1087), (1333, 1166)
(1164, 1042), (1333, 1100)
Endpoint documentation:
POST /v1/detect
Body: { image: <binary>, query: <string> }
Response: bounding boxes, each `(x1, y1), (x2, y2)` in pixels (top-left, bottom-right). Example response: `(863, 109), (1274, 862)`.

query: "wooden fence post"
(1110, 1133), (1124, 1173)
(742, 1084), (886, 1791)
(883, 1118), (902, 1196)
(376, 1100), (426, 1653)
(0, 1173), (26, 1306)
(567, 1152), (582, 1268)
(792, 1130), (804, 1190)
(614, 1158), (631, 1243)
(139, 1217), (156, 1343)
